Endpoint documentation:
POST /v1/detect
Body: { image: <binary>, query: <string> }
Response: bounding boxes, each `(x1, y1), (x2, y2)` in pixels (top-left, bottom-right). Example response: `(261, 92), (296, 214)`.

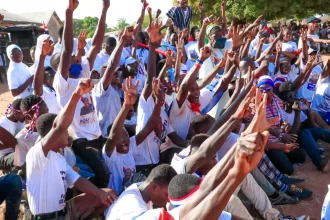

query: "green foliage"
(72, 17), (109, 38)
(117, 17), (130, 30)
(188, 0), (330, 24)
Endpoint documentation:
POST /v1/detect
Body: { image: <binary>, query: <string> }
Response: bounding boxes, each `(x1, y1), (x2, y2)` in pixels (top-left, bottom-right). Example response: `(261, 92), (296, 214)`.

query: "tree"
(73, 19), (83, 38)
(82, 17), (100, 38)
(117, 17), (130, 30)
(185, 0), (330, 24)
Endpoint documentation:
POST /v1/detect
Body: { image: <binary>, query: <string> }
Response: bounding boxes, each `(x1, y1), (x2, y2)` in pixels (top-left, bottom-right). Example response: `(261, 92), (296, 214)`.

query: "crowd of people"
(1, 0), (330, 219)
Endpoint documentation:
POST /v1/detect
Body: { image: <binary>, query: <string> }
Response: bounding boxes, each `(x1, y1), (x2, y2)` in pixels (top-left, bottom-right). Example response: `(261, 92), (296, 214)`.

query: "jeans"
(72, 136), (110, 188)
(0, 174), (22, 220)
(317, 111), (329, 123)
(299, 126), (330, 169)
(266, 149), (306, 175)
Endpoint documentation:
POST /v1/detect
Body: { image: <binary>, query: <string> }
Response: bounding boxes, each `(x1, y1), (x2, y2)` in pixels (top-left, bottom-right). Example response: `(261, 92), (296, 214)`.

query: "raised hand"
(300, 29), (308, 43)
(165, 50), (175, 67)
(0, 14), (4, 24)
(202, 16), (212, 27)
(121, 26), (134, 43)
(276, 42), (282, 53)
(228, 51), (240, 66)
(152, 78), (165, 103)
(234, 131), (269, 175)
(41, 36), (55, 57)
(217, 50), (228, 69)
(253, 15), (263, 26)
(165, 18), (173, 27)
(176, 33), (185, 54)
(147, 18), (165, 44)
(68, 0), (79, 11)
(122, 76), (139, 106)
(77, 30), (88, 50)
(147, 7), (152, 16)
(75, 79), (94, 95)
(213, 17), (221, 25)
(103, 0), (110, 9)
(181, 28), (189, 39)
(221, 0), (226, 8)
(231, 23), (246, 49)
(156, 9), (162, 18)
(198, 46), (211, 62)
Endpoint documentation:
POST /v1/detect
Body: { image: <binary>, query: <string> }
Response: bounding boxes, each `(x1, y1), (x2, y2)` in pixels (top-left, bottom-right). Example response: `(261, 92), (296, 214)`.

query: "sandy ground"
(0, 69), (329, 219)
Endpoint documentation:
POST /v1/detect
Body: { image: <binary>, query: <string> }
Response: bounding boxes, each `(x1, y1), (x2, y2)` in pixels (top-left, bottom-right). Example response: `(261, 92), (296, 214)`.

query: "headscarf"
(257, 75), (274, 88)
(6, 44), (31, 76)
(31, 34), (54, 74)
(204, 24), (220, 45)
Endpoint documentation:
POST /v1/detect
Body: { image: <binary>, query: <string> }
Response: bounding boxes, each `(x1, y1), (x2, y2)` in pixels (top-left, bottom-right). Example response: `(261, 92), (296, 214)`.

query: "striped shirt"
(166, 6), (192, 30)
(244, 95), (283, 142)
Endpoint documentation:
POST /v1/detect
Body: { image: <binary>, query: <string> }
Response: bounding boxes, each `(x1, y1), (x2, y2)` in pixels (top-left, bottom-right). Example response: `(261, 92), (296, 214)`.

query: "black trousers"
(72, 136), (110, 188)
(266, 148), (306, 175)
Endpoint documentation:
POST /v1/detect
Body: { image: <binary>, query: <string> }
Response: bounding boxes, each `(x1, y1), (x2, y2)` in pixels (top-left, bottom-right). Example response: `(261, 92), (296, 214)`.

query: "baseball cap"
(306, 16), (321, 24)
(308, 47), (318, 55)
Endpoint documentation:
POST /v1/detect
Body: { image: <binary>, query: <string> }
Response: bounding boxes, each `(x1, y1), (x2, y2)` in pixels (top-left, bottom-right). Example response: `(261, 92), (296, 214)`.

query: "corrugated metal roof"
(0, 9), (40, 25)
(18, 11), (56, 25)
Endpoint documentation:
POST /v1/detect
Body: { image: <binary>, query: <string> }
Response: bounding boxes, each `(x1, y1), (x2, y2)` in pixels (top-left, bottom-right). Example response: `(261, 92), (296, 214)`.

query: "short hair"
(58, 26), (64, 39)
(44, 66), (55, 80)
(138, 31), (147, 45)
(190, 134), (209, 153)
(12, 98), (23, 111)
(168, 174), (200, 199)
(36, 113), (57, 138)
(104, 37), (117, 47)
(100, 64), (108, 77)
(30, 46), (36, 53)
(277, 81), (292, 101)
(50, 53), (61, 70)
(156, 59), (166, 76)
(190, 115), (215, 133)
(146, 164), (177, 186)
(20, 95), (43, 112)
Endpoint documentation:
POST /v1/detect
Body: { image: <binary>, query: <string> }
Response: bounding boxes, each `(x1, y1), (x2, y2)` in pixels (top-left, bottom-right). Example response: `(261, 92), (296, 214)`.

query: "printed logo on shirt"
(307, 71), (320, 91)
(59, 171), (66, 206)
(80, 96), (94, 116)
(206, 74), (222, 92)
(188, 49), (199, 60)
(122, 167), (136, 187)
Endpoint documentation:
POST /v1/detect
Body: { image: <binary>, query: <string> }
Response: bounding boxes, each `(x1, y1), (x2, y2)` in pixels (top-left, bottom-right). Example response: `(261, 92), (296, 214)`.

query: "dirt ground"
(0, 72), (329, 219)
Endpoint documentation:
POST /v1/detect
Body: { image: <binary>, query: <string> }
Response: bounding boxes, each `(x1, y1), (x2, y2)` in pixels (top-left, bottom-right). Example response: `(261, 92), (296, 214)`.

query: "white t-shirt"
(298, 64), (322, 102)
(93, 82), (121, 136)
(298, 33), (320, 50)
(125, 115), (137, 126)
(26, 142), (80, 215)
(136, 48), (149, 66)
(169, 93), (211, 140)
(251, 43), (271, 57)
(105, 183), (153, 220)
(7, 63), (33, 99)
(198, 40), (232, 79)
(312, 76), (330, 113)
(53, 72), (101, 140)
(185, 41), (199, 71)
(280, 109), (307, 126)
(102, 136), (137, 195)
(282, 41), (298, 54)
(0, 116), (22, 136)
(14, 128), (39, 166)
(93, 51), (110, 72)
(165, 92), (176, 108)
(135, 96), (174, 165)
(40, 85), (61, 114)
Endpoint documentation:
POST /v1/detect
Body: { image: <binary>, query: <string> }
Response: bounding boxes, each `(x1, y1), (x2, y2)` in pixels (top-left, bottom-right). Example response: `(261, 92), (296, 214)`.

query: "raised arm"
(197, 17), (211, 51)
(221, 0), (227, 31)
(274, 43), (281, 75)
(59, 0), (78, 80)
(135, 0), (147, 32)
(185, 82), (255, 174)
(87, 0), (110, 70)
(158, 50), (174, 83)
(301, 29), (309, 65)
(136, 79), (163, 145)
(142, 18), (165, 100)
(34, 37), (55, 96)
(75, 30), (88, 63)
(102, 27), (133, 90)
(176, 47), (210, 107)
(104, 77), (139, 156)
(41, 79), (93, 156)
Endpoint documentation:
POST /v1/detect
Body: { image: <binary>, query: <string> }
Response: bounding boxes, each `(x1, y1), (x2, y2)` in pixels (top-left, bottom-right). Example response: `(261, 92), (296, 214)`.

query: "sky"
(1, 0), (173, 27)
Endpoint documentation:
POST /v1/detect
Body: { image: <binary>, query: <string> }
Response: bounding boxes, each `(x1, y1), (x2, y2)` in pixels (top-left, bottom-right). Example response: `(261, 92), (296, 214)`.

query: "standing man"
(166, 0), (192, 31)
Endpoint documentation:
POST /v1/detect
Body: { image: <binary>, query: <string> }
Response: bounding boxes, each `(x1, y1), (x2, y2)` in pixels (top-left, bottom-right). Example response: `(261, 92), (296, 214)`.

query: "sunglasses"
(258, 87), (272, 93)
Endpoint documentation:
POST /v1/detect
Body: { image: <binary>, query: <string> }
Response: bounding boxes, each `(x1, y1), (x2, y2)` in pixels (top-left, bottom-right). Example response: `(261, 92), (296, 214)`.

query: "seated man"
(27, 78), (117, 219)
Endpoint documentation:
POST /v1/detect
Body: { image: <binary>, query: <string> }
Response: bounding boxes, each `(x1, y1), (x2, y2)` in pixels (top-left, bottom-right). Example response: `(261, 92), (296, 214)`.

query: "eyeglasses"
(258, 87), (272, 93)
